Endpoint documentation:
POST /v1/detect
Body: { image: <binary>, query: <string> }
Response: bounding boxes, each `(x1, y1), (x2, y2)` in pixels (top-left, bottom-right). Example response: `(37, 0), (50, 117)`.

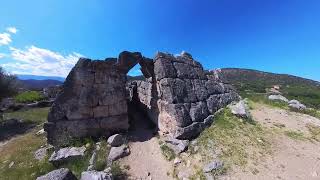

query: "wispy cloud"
(6, 27), (18, 34)
(0, 33), (11, 46)
(0, 53), (7, 59)
(3, 46), (84, 77)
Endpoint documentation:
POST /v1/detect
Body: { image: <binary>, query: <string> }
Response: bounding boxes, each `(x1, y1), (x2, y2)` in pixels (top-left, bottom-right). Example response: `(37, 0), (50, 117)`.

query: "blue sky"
(0, 0), (319, 81)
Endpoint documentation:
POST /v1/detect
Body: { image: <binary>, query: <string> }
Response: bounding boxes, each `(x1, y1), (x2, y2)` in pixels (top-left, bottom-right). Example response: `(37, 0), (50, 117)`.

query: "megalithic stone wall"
(45, 52), (143, 146)
(132, 52), (239, 139)
(45, 51), (239, 146)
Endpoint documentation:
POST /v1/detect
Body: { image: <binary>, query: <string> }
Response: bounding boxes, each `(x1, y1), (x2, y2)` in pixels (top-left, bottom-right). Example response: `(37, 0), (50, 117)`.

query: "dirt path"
(226, 104), (320, 180)
(119, 111), (173, 180)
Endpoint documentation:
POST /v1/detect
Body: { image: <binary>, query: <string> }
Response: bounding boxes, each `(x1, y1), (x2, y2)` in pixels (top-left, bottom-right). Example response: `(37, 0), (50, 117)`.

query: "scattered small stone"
(80, 170), (112, 180)
(203, 161), (224, 173)
(107, 134), (125, 147)
(49, 146), (86, 166)
(36, 129), (45, 136)
(107, 145), (130, 163)
(36, 168), (77, 180)
(8, 161), (14, 168)
(174, 157), (181, 165)
(257, 138), (263, 143)
(268, 95), (288, 102)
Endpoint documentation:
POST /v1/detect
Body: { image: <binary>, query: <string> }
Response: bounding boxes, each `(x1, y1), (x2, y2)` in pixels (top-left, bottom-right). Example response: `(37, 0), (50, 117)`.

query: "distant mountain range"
(16, 75), (64, 90)
(17, 74), (65, 82)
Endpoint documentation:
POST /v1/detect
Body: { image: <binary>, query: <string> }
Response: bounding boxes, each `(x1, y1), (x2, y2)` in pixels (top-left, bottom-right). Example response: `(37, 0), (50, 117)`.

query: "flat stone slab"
(164, 137), (189, 154)
(49, 146), (86, 166)
(36, 168), (77, 180)
(80, 170), (112, 180)
(107, 134), (125, 147)
(107, 145), (130, 163)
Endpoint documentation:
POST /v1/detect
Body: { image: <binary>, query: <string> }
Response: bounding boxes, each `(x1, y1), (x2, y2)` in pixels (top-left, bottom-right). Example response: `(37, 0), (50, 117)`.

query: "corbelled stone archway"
(45, 51), (239, 146)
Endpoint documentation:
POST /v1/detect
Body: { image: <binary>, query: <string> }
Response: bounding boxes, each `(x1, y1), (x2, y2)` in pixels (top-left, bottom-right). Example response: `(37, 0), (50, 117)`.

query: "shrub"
(15, 91), (44, 103)
(0, 67), (19, 100)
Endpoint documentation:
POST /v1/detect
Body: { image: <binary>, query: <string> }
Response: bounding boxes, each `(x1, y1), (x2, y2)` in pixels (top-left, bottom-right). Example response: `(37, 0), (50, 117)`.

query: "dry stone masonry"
(45, 51), (239, 146)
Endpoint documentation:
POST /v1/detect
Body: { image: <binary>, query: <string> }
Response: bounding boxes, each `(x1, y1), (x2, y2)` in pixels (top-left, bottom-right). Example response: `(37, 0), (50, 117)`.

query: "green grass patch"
(243, 93), (288, 109)
(160, 143), (176, 161)
(284, 130), (305, 141)
(15, 91), (44, 103)
(282, 85), (320, 110)
(291, 108), (320, 120)
(244, 93), (320, 120)
(94, 140), (110, 171)
(0, 107), (92, 179)
(306, 124), (320, 142)
(3, 107), (50, 124)
(0, 129), (55, 180)
(110, 162), (129, 180)
(197, 109), (272, 169)
(56, 151), (92, 178)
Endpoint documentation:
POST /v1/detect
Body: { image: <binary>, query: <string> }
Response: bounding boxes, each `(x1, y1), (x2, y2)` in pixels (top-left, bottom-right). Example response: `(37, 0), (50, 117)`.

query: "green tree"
(0, 66), (19, 101)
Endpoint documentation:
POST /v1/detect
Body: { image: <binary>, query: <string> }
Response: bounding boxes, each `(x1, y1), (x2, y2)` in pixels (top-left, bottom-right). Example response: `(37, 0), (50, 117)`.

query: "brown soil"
(224, 104), (320, 180)
(120, 110), (173, 180)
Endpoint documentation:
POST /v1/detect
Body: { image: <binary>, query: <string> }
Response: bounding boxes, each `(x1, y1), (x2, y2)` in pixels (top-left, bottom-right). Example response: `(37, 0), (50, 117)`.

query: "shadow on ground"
(0, 119), (36, 141)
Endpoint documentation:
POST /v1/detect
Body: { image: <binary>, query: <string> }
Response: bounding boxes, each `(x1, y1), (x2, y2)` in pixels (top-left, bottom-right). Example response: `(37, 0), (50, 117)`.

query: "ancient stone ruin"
(45, 51), (239, 146)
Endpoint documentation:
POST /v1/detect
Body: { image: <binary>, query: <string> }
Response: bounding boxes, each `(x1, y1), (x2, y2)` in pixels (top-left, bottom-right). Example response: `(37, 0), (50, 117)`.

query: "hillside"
(20, 79), (63, 90)
(218, 68), (320, 109)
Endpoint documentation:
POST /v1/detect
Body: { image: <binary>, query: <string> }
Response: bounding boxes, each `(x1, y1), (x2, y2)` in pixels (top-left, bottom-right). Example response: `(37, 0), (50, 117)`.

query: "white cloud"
(0, 33), (11, 46)
(3, 45), (84, 77)
(0, 53), (7, 58)
(6, 27), (18, 34)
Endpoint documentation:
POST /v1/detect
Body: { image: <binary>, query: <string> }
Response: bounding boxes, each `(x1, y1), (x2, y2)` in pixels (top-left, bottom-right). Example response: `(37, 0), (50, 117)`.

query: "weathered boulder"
(80, 171), (112, 180)
(49, 146), (86, 166)
(107, 134), (125, 147)
(288, 99), (307, 110)
(228, 100), (250, 118)
(36, 168), (77, 180)
(107, 145), (130, 163)
(268, 95), (288, 102)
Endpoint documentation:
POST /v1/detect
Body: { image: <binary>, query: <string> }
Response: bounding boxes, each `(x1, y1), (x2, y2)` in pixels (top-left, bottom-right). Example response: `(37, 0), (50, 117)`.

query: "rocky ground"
(228, 103), (320, 180)
(0, 100), (320, 180)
